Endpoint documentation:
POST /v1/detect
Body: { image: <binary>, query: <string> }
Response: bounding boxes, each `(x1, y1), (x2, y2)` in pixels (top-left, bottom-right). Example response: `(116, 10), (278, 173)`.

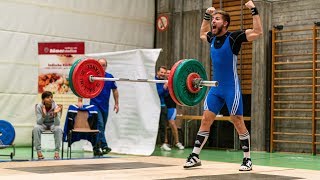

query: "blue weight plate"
(0, 120), (15, 145)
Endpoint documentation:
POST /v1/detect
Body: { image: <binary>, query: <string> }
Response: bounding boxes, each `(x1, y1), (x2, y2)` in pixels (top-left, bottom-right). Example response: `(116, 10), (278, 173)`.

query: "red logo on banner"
(38, 42), (85, 55)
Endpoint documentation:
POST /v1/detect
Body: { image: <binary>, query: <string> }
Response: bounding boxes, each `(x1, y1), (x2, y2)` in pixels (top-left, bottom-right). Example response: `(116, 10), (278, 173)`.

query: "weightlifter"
(183, 0), (263, 171)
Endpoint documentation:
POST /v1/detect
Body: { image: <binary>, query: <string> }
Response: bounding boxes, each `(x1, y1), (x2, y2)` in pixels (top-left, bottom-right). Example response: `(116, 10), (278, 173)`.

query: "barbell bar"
(69, 58), (219, 106)
(89, 76), (218, 87)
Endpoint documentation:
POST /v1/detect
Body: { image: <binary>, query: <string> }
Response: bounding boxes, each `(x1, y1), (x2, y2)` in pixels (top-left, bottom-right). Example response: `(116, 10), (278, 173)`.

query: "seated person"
(33, 91), (63, 160)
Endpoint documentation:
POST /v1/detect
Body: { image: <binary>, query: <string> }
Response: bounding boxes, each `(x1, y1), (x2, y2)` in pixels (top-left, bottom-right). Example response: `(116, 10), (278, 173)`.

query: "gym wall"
(269, 0), (320, 154)
(155, 0), (320, 153)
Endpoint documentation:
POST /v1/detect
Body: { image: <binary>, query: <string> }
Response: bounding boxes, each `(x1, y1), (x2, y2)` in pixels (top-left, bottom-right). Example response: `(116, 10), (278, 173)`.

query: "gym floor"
(0, 147), (320, 179)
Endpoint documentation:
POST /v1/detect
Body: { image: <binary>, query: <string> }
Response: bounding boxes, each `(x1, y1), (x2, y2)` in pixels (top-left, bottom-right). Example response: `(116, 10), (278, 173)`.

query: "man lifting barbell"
(183, 0), (263, 171)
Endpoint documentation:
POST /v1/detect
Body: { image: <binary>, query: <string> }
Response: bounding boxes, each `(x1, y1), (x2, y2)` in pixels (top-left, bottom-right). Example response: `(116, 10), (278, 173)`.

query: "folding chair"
(0, 120), (16, 160)
(64, 110), (99, 159)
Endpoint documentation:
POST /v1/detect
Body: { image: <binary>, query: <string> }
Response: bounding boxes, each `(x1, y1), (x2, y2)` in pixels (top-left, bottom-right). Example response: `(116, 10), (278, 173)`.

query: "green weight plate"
(173, 59), (208, 106)
(69, 58), (83, 97)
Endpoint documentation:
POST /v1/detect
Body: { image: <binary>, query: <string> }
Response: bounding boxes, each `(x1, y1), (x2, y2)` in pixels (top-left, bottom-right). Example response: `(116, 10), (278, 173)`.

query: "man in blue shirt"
(155, 66), (171, 151)
(184, 0), (262, 171)
(164, 69), (184, 150)
(78, 58), (119, 156)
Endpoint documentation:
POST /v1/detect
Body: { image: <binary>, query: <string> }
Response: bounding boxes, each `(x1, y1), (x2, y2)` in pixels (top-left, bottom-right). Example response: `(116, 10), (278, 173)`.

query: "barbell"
(69, 58), (218, 106)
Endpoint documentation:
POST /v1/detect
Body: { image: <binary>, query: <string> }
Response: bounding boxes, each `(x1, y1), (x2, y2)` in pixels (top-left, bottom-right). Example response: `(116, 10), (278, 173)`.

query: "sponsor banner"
(38, 42), (85, 55)
(38, 42), (85, 124)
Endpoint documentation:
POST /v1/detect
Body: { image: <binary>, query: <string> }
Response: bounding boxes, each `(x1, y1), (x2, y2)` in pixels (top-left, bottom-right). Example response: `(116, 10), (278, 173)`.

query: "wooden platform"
(0, 156), (319, 179)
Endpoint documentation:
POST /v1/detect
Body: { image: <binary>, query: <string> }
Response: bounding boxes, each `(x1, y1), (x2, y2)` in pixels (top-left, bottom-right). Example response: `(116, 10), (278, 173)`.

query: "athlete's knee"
(201, 111), (215, 128)
(168, 120), (176, 127)
(230, 115), (243, 126)
(51, 126), (62, 133)
(33, 125), (41, 132)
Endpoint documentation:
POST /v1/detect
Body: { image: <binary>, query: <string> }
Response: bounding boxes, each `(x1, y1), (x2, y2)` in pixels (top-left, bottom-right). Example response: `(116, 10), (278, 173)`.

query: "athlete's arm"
(112, 89), (119, 113)
(200, 7), (215, 42)
(244, 0), (263, 41)
(77, 97), (83, 108)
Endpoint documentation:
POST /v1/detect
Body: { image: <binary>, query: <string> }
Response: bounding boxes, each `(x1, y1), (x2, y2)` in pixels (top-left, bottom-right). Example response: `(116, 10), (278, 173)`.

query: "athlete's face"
(98, 58), (107, 71)
(157, 68), (166, 80)
(165, 70), (171, 79)
(42, 96), (53, 107)
(211, 14), (227, 36)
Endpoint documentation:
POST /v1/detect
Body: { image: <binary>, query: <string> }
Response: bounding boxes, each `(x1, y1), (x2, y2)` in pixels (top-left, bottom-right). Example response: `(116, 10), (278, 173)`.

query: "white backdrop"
(87, 49), (162, 155)
(0, 0), (155, 146)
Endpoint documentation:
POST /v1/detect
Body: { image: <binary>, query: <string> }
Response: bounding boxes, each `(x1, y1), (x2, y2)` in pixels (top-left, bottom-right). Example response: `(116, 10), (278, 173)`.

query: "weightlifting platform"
(0, 156), (319, 179)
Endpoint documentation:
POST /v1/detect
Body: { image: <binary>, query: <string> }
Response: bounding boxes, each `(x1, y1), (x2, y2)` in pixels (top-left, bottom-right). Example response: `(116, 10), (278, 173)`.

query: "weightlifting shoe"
(239, 157), (252, 171)
(183, 153), (201, 168)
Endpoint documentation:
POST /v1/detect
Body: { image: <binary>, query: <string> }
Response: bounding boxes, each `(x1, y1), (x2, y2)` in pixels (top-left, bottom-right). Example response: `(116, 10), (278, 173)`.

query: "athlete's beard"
(214, 25), (223, 36)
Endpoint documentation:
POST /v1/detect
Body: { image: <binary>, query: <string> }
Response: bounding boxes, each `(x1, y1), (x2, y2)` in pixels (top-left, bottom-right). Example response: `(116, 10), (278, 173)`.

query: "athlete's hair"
(213, 10), (231, 29)
(98, 58), (107, 65)
(41, 91), (53, 100)
(157, 66), (167, 72)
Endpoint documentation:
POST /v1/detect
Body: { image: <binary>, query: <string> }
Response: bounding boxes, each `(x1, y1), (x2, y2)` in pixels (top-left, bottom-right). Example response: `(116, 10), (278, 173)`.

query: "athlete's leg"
(184, 92), (224, 168)
(226, 89), (252, 171)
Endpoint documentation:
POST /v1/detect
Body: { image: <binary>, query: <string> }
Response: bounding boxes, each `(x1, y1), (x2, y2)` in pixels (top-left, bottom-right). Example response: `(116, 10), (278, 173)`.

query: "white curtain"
(86, 49), (161, 155)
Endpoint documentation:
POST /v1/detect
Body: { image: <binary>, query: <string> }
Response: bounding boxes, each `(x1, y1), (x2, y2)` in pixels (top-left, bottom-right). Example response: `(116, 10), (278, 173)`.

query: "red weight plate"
(72, 59), (105, 98)
(168, 60), (184, 106)
(186, 73), (201, 93)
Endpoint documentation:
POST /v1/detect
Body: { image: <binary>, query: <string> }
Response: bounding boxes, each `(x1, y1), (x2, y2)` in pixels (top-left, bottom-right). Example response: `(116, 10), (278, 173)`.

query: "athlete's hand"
(163, 82), (168, 90)
(41, 105), (47, 117)
(114, 104), (119, 113)
(206, 7), (216, 16)
(245, 0), (255, 9)
(77, 101), (83, 108)
(53, 104), (62, 117)
(54, 104), (62, 113)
